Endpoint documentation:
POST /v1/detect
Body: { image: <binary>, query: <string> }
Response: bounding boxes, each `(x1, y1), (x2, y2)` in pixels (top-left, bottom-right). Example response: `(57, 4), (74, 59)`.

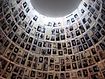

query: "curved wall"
(0, 0), (105, 79)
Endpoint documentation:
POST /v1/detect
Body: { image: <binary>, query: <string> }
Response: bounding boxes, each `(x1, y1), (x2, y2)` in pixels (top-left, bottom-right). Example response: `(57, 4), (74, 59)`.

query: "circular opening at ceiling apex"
(30, 0), (81, 17)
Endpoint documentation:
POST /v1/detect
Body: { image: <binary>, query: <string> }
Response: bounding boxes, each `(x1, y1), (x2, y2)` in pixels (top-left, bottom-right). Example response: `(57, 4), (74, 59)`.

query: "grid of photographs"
(0, 0), (105, 79)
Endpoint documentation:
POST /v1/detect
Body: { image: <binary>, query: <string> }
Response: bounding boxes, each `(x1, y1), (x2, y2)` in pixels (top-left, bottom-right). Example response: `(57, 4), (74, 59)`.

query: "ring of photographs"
(0, 0), (105, 79)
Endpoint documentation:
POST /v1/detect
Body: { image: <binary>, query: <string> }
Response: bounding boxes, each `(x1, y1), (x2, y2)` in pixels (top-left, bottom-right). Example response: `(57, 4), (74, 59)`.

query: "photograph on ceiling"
(30, 70), (36, 77)
(12, 35), (18, 42)
(15, 57), (21, 64)
(28, 37), (33, 43)
(0, 58), (7, 70)
(13, 66), (20, 73)
(12, 25), (18, 32)
(9, 53), (16, 62)
(27, 60), (32, 67)
(6, 63), (14, 73)
(16, 38), (22, 45)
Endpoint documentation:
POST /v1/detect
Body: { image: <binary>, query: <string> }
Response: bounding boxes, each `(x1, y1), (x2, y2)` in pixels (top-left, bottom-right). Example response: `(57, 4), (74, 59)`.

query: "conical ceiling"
(0, 0), (105, 79)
